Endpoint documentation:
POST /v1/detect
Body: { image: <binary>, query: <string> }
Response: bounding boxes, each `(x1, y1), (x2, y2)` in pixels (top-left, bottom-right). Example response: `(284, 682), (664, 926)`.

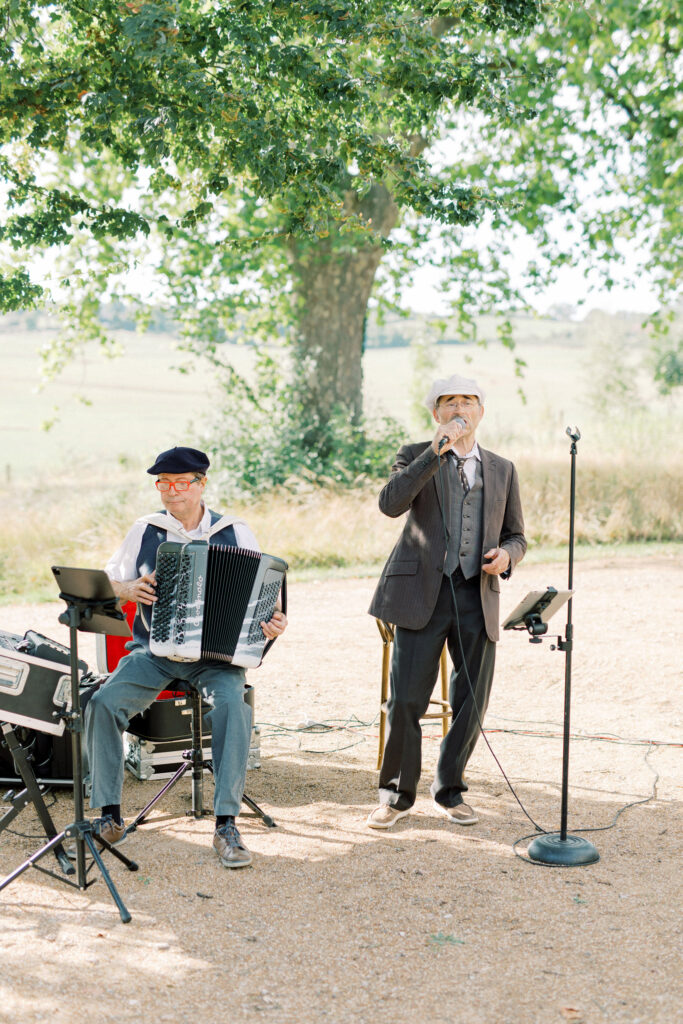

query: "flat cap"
(424, 373), (485, 412)
(147, 446), (210, 475)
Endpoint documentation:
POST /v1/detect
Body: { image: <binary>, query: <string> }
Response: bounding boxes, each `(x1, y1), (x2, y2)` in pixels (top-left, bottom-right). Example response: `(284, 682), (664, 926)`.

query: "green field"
(0, 311), (668, 479)
(1, 318), (680, 603)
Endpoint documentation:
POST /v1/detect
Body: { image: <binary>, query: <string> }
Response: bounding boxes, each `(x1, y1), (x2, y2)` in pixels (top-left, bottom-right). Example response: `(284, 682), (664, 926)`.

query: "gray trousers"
(85, 643), (252, 817)
(379, 571), (496, 811)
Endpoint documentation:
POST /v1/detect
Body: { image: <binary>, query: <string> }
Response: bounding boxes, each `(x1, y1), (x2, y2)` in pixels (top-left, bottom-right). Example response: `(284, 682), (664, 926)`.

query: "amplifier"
(0, 629), (87, 737)
(0, 724), (77, 787)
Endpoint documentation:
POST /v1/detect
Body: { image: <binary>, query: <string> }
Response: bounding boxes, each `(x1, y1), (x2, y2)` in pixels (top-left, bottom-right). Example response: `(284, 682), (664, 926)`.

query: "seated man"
(85, 445), (287, 869)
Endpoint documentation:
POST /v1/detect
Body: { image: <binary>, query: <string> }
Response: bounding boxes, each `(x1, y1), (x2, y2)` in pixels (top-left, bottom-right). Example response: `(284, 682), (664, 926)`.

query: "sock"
(216, 815), (235, 829)
(102, 804), (122, 825)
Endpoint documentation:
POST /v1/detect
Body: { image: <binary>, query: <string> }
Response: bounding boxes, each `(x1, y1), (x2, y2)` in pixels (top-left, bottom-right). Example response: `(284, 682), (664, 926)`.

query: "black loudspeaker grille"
(202, 546), (260, 659)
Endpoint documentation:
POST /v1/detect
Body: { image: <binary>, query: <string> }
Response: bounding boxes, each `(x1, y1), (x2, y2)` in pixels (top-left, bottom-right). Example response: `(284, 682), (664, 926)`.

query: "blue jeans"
(85, 644), (251, 817)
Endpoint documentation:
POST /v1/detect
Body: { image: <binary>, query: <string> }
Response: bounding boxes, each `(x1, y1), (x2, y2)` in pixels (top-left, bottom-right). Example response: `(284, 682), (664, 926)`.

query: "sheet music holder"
(0, 566), (137, 924)
(51, 566), (132, 636)
(502, 587), (573, 637)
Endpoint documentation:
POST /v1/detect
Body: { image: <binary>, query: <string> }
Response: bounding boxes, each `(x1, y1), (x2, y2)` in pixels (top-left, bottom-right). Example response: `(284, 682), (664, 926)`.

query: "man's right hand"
(431, 418), (466, 455)
(112, 572), (157, 606)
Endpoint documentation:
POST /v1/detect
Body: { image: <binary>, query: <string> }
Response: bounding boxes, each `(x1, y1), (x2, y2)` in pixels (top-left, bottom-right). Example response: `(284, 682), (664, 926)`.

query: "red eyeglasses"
(155, 477), (201, 493)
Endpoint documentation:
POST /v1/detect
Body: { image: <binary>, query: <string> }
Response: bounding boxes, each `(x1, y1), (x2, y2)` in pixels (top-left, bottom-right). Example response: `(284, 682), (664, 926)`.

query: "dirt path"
(1, 553), (681, 1024)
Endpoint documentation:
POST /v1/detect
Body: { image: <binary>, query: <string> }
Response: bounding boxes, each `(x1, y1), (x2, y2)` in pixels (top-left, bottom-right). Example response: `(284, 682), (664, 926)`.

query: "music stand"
(503, 587), (573, 641)
(0, 567), (139, 923)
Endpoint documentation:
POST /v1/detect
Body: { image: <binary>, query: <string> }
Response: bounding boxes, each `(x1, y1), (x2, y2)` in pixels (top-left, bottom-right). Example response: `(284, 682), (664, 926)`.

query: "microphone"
(437, 415), (466, 452)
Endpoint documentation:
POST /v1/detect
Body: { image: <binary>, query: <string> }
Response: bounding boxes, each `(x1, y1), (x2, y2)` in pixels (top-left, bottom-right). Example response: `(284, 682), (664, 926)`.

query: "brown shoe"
(213, 820), (253, 868)
(366, 804), (410, 830)
(433, 800), (479, 825)
(95, 814), (128, 845)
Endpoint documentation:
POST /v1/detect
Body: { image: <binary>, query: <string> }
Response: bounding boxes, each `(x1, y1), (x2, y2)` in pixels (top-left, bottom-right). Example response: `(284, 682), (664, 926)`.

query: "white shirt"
(105, 505), (260, 583)
(450, 442), (481, 489)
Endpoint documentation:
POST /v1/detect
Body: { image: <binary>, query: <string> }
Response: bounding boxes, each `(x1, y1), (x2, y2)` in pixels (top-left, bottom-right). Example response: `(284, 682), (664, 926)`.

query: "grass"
(1, 462), (680, 604)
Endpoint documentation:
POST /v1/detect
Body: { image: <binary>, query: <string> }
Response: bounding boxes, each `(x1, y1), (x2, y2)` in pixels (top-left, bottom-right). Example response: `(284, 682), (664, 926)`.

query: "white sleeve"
(105, 521), (148, 582)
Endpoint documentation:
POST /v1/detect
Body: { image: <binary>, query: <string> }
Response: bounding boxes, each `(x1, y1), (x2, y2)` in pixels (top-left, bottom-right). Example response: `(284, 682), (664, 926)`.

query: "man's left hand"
(482, 547), (511, 575)
(261, 609), (288, 639)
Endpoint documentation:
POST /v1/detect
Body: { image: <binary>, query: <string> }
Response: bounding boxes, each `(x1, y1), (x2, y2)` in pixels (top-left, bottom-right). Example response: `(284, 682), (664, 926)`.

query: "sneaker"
(433, 800), (479, 825)
(95, 814), (128, 845)
(366, 804), (410, 830)
(213, 820), (253, 868)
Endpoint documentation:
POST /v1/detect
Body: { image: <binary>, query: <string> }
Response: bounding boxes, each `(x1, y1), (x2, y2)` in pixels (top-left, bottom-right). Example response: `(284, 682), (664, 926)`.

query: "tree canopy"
(1, 0), (547, 306)
(1, 0), (680, 487)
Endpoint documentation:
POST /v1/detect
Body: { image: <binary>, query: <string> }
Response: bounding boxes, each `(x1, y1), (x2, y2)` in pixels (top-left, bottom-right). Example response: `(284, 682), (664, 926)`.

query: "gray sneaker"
(213, 820), (253, 868)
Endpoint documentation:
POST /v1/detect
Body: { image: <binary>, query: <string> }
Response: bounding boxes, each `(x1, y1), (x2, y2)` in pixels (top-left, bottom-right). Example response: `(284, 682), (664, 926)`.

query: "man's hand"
(260, 609), (287, 640)
(112, 572), (157, 606)
(431, 417), (466, 455)
(482, 548), (511, 576)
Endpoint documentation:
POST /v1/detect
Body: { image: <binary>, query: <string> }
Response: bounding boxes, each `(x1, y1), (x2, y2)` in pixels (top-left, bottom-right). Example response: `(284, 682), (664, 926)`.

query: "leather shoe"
(95, 814), (128, 845)
(366, 804), (410, 830)
(433, 800), (479, 825)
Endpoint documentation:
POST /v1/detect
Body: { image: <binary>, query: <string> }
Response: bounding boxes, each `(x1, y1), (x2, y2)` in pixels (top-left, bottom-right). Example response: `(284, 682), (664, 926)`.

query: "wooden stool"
(375, 619), (451, 770)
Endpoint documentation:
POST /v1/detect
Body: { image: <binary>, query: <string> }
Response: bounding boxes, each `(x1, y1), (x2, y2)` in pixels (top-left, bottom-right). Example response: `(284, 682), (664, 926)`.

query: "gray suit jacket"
(368, 442), (526, 642)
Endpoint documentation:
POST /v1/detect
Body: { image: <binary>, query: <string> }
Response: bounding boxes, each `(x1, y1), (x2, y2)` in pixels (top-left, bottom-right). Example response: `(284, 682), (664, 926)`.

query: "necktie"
(454, 455), (470, 494)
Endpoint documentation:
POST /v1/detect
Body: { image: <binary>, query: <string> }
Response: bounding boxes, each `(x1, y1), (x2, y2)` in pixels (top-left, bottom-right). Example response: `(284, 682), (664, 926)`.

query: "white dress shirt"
(105, 505), (260, 583)
(450, 441), (481, 489)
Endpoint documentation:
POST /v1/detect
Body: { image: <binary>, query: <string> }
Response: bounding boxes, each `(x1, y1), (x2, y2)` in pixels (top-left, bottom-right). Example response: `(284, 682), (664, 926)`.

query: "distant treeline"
(0, 302), (661, 350)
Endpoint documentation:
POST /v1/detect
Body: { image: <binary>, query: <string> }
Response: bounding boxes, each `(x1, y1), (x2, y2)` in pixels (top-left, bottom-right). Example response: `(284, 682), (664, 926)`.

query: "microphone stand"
(527, 427), (599, 866)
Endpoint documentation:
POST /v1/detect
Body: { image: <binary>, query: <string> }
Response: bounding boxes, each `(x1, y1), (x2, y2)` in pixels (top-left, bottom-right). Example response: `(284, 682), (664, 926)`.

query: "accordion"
(149, 541), (287, 668)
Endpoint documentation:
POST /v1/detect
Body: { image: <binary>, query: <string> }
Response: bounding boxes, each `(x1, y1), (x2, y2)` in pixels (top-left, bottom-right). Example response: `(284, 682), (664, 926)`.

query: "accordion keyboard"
(246, 580), (282, 645)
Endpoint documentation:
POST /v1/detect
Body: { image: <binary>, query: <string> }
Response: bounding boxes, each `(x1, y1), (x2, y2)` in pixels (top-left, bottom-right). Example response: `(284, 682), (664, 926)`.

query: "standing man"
(367, 375), (526, 828)
(86, 446), (287, 868)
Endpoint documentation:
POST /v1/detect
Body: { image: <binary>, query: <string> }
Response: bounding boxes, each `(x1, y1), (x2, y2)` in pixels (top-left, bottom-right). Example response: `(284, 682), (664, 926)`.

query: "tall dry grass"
(2, 449), (680, 603)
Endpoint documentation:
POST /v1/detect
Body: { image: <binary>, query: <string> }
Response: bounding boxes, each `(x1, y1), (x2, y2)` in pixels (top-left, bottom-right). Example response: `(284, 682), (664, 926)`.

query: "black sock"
(216, 815), (235, 829)
(102, 804), (122, 824)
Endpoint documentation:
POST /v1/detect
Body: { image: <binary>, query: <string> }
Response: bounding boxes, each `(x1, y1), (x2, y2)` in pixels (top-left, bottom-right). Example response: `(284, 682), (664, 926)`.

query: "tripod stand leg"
(241, 793), (276, 828)
(0, 725), (75, 875)
(0, 829), (71, 891)
(81, 831), (131, 923)
(203, 756), (276, 827)
(126, 762), (192, 832)
(91, 832), (139, 871)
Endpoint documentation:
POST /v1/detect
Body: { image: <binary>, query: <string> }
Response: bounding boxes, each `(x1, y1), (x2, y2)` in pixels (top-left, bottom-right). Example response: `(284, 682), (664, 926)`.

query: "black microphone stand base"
(527, 832), (599, 866)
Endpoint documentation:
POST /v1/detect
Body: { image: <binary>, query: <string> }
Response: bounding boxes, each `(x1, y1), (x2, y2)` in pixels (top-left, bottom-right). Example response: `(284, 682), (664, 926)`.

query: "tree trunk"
(288, 183), (399, 424)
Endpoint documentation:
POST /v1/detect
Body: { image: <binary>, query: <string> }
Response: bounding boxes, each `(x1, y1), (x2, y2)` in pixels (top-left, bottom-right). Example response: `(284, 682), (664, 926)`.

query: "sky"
(402, 258), (661, 319)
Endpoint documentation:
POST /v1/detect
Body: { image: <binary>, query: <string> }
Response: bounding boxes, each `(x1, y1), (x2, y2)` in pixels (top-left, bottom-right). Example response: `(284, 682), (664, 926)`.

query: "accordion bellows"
(150, 541), (287, 669)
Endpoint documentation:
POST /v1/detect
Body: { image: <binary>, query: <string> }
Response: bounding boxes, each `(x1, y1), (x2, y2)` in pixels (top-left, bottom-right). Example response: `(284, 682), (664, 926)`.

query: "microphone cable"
(435, 443), (548, 834)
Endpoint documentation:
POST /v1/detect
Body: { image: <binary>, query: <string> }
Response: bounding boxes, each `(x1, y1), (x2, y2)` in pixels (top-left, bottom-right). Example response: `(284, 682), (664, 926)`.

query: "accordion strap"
(139, 511), (249, 543)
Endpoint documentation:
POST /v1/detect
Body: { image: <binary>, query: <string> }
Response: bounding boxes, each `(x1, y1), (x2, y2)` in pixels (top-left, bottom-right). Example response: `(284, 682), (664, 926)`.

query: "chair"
(95, 602), (275, 829)
(375, 619), (451, 770)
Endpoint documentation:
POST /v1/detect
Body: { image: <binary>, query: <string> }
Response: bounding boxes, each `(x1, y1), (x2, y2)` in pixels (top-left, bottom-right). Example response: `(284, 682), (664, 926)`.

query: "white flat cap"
(424, 374), (485, 411)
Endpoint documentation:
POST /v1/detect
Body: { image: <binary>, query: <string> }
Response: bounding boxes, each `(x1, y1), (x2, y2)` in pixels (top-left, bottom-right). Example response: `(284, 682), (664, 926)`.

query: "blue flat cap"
(147, 446), (210, 475)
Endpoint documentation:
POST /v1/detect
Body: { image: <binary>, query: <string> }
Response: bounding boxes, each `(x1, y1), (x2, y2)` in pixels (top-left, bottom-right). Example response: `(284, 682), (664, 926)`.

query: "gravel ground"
(1, 553), (681, 1024)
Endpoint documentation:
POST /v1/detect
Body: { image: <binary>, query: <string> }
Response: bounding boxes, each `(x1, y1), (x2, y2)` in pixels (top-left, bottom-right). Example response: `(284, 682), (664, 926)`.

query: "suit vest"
(443, 456), (484, 580)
